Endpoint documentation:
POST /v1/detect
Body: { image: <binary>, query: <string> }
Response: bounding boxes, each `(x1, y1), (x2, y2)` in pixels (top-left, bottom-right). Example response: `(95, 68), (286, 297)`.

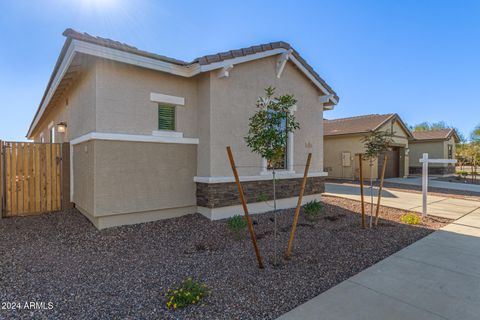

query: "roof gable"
(324, 114), (394, 136)
(27, 29), (339, 138)
(412, 129), (460, 142)
(324, 113), (413, 138)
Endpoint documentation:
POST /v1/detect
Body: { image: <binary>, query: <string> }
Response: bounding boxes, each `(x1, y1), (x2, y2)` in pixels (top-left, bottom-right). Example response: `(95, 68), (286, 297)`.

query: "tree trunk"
(369, 160), (374, 228)
(272, 168), (277, 266)
(358, 154), (366, 229)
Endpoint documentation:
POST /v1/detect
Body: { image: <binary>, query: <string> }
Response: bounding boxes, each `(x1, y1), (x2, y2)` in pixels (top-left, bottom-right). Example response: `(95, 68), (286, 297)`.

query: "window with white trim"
(158, 104), (176, 131)
(267, 112), (288, 170)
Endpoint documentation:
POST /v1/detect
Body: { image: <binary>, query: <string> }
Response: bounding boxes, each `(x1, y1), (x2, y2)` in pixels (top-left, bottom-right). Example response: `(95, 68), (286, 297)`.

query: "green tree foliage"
(411, 121), (449, 132)
(471, 124), (480, 142)
(362, 130), (394, 160)
(244, 86), (299, 163)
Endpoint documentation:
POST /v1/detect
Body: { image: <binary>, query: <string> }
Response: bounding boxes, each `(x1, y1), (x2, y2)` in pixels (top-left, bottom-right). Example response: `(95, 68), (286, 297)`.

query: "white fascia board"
(194, 171), (328, 184)
(70, 132), (199, 146)
(73, 40), (196, 77)
(198, 48), (286, 73)
(150, 92), (185, 105)
(27, 42), (76, 138)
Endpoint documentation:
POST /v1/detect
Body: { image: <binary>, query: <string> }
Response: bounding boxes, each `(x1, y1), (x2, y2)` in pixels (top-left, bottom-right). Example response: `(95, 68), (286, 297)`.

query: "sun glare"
(79, 0), (119, 10)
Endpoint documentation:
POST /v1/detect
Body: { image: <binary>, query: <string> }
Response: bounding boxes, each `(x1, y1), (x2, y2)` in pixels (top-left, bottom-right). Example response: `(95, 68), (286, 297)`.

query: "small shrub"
(400, 213), (421, 225)
(165, 278), (209, 309)
(303, 200), (323, 221)
(227, 215), (247, 239)
(257, 192), (269, 202)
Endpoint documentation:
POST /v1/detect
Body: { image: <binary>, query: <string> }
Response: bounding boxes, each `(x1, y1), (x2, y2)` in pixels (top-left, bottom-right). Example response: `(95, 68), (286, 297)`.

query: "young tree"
(361, 130), (394, 228)
(245, 86), (299, 265)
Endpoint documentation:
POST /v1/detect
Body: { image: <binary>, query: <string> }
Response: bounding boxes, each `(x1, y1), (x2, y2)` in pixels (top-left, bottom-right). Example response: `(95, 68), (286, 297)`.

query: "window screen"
(158, 104), (175, 131)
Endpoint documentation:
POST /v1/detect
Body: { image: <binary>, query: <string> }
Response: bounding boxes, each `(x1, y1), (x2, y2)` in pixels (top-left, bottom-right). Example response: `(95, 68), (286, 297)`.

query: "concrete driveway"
(386, 176), (480, 193)
(279, 191), (480, 320)
(324, 182), (480, 220)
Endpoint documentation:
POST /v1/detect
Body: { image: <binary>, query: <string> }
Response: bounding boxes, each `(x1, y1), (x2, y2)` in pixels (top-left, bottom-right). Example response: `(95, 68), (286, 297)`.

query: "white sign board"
(419, 153), (457, 216)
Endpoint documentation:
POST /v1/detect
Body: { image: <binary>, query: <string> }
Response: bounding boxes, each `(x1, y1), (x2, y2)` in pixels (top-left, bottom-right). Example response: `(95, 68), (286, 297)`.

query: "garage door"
(379, 147), (400, 178)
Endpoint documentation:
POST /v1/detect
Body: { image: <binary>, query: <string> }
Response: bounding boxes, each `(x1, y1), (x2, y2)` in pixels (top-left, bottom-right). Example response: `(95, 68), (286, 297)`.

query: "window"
(448, 144), (453, 159)
(50, 126), (55, 143)
(158, 104), (175, 131)
(267, 113), (288, 170)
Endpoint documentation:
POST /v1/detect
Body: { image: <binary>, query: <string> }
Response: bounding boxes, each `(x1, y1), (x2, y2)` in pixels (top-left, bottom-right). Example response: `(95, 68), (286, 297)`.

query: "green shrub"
(227, 215), (247, 239)
(257, 192), (269, 202)
(165, 278), (209, 309)
(456, 170), (469, 177)
(303, 200), (323, 221)
(400, 213), (421, 225)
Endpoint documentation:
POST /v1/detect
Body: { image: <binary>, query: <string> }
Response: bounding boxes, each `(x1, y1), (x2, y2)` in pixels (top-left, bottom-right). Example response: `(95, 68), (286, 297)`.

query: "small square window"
(158, 104), (175, 131)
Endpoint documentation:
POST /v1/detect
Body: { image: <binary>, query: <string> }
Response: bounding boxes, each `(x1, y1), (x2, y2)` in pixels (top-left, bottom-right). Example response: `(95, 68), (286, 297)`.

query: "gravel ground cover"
(0, 196), (451, 320)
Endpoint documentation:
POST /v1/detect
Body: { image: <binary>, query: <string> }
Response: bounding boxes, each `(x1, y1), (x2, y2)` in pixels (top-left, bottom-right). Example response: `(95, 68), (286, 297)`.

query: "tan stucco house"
(409, 129), (460, 175)
(324, 114), (412, 180)
(27, 29), (338, 229)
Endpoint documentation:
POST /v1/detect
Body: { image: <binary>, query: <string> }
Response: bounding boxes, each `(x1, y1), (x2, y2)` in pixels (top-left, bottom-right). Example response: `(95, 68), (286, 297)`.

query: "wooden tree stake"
(226, 146), (264, 269)
(358, 153), (366, 228)
(285, 153), (312, 259)
(374, 155), (388, 226)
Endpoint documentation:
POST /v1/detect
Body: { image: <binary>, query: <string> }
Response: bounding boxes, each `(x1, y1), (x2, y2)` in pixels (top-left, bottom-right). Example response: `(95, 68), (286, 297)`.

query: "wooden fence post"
(285, 153), (312, 259)
(226, 146), (264, 269)
(358, 153), (366, 228)
(374, 155), (388, 226)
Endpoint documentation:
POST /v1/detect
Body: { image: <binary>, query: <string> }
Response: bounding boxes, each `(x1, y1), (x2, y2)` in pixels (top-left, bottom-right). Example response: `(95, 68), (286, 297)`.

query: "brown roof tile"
(412, 129), (459, 141)
(324, 114), (395, 136)
(62, 29), (338, 102)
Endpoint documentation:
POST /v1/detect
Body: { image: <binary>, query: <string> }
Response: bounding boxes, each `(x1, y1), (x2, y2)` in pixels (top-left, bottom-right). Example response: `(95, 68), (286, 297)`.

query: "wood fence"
(1, 141), (69, 217)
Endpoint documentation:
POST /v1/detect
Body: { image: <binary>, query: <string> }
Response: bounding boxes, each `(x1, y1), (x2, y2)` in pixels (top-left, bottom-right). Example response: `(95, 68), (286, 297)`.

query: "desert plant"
(303, 200), (323, 221)
(244, 86), (299, 265)
(165, 278), (209, 309)
(400, 213), (421, 225)
(227, 215), (247, 239)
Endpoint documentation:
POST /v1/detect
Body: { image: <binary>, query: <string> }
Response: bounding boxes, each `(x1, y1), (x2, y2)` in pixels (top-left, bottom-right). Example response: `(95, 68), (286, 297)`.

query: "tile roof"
(412, 129), (458, 141)
(324, 114), (395, 136)
(62, 28), (339, 102)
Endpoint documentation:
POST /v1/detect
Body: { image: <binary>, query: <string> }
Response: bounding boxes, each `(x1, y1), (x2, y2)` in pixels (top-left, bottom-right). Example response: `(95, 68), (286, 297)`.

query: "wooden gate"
(1, 141), (63, 217)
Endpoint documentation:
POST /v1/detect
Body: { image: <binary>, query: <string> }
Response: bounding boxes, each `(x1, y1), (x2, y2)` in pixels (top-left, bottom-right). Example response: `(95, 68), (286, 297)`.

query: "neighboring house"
(26, 29), (339, 229)
(409, 129), (460, 175)
(324, 114), (412, 180)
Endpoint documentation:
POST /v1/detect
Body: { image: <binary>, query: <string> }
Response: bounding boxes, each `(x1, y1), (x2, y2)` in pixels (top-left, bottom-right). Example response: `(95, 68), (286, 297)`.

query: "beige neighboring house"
(26, 29), (339, 229)
(324, 114), (412, 180)
(409, 129), (460, 175)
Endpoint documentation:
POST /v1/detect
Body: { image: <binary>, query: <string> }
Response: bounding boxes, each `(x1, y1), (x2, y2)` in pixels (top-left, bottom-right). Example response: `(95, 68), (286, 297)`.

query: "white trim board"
(150, 92), (185, 106)
(198, 194), (322, 220)
(194, 171), (328, 184)
(70, 132), (199, 146)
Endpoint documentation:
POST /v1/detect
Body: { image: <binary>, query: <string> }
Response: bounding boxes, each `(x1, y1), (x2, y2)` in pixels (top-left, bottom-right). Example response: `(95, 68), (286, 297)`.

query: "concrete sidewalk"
(324, 183), (480, 220)
(278, 207), (480, 320)
(386, 176), (480, 193)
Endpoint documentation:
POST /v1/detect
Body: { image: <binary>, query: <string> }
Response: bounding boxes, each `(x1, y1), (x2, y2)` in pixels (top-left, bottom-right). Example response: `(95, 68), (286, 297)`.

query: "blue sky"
(0, 0), (479, 141)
